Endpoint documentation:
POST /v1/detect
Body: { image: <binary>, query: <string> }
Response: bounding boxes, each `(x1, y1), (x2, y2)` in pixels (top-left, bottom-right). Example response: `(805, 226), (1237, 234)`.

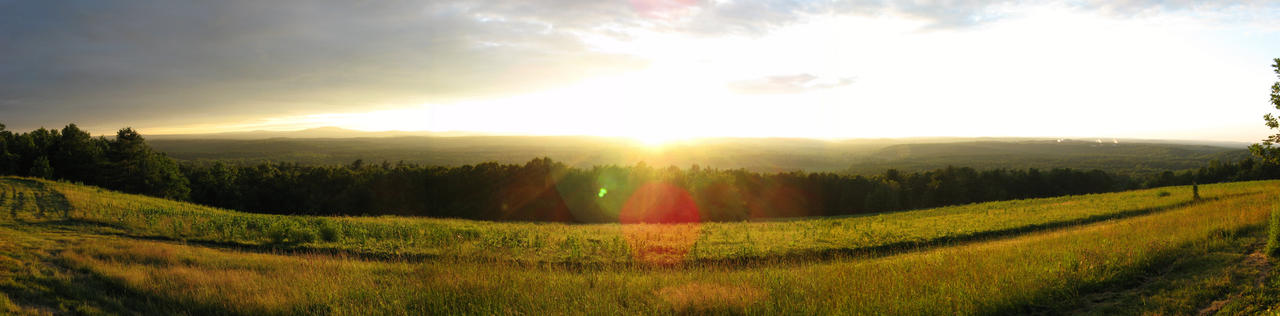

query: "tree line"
(0, 123), (189, 199)
(3, 123), (1278, 222)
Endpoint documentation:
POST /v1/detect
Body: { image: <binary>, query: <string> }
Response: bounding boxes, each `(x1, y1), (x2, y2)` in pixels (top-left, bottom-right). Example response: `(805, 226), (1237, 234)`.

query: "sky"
(1, 0), (1279, 143)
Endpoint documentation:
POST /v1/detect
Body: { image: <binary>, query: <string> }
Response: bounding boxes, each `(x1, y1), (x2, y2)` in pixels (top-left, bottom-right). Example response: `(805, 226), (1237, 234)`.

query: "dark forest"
(2, 123), (1275, 222)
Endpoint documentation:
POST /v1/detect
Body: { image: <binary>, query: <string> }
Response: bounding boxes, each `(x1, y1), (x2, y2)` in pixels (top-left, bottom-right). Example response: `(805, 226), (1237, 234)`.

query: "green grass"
(1268, 200), (1280, 257)
(13, 177), (1270, 264)
(2, 177), (1280, 314)
(1217, 260), (1280, 315)
(1061, 226), (1271, 315)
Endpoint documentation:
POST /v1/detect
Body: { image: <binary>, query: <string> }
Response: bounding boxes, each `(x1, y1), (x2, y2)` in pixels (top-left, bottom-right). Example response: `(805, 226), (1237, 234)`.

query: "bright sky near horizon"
(1, 1), (1279, 143)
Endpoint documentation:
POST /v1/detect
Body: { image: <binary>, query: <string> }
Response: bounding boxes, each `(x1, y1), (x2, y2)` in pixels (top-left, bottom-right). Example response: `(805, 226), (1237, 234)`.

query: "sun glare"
(631, 134), (683, 147)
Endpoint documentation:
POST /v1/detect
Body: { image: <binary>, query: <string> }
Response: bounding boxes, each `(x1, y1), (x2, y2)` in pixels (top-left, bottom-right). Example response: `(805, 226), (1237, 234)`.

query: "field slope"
(1, 177), (1279, 314)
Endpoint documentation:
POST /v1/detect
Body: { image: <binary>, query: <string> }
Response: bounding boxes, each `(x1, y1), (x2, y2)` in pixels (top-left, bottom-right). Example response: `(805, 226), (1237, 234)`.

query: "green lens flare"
(598, 188), (608, 198)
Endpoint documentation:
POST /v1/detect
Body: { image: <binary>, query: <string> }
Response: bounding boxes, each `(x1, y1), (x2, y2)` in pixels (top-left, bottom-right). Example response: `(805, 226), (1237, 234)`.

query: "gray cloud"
(0, 0), (648, 131)
(0, 0), (1271, 132)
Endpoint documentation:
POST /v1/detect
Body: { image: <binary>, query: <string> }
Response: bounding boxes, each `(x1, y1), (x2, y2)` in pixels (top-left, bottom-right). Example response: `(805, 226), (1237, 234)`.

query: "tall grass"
(8, 176), (1272, 264)
(3, 177), (1279, 314)
(12, 182), (1267, 314)
(1268, 197), (1280, 257)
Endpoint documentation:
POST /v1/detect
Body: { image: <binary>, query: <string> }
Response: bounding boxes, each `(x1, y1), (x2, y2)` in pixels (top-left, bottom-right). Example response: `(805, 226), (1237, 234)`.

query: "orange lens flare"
(620, 182), (700, 224)
(620, 182), (702, 266)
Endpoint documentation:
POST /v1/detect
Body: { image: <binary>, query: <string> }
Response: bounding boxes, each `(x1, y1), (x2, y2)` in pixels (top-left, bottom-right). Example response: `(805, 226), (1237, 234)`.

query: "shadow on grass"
(22, 218), (134, 233)
(992, 224), (1268, 315)
(3, 178), (74, 221)
(684, 193), (1260, 269)
(0, 251), (233, 315)
(0, 244), (335, 316)
(22, 218), (444, 262)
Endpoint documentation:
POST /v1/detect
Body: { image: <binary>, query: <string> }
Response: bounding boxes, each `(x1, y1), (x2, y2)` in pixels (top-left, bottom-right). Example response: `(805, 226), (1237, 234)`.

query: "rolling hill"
(848, 139), (1250, 176)
(2, 177), (1279, 314)
(146, 131), (1250, 176)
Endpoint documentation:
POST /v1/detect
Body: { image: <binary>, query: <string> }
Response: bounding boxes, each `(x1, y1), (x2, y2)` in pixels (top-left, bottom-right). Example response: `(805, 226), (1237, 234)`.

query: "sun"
(631, 134), (682, 148)
(627, 126), (705, 148)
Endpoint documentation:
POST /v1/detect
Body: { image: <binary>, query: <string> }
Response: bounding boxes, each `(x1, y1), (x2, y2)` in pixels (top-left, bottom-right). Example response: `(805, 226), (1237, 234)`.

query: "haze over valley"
(3, 0), (1280, 314)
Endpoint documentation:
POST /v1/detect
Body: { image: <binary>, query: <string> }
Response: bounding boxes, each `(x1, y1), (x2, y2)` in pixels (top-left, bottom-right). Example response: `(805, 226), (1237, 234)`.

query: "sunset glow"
(6, 2), (1280, 313)
(4, 2), (1279, 142)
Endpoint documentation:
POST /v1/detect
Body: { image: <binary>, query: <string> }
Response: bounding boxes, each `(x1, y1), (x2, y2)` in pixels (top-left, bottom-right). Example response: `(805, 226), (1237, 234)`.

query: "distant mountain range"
(146, 126), (1251, 148)
(144, 127), (490, 140)
(145, 127), (1255, 176)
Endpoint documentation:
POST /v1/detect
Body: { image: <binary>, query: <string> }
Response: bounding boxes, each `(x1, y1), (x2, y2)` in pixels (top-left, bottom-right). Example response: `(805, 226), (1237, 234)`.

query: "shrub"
(264, 220), (320, 244)
(266, 223), (289, 244)
(288, 227), (318, 244)
(318, 221), (340, 242)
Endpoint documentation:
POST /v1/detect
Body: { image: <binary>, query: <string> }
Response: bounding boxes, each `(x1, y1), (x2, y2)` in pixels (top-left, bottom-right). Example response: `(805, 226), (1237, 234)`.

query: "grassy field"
(2, 177), (1280, 314)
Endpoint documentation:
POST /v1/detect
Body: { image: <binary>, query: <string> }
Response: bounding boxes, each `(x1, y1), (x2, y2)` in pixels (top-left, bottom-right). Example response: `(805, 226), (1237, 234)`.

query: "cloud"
(0, 0), (1274, 132)
(0, 0), (649, 130)
(728, 74), (855, 94)
(829, 0), (1278, 29)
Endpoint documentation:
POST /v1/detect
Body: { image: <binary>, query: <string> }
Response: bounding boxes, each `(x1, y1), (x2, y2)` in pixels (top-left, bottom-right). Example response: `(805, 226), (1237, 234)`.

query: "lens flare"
(620, 182), (699, 224)
(620, 182), (702, 266)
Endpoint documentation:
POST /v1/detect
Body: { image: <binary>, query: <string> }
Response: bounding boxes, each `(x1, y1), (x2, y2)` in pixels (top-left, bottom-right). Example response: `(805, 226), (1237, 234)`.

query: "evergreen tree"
(0, 123), (12, 174)
(106, 128), (189, 199)
(53, 123), (106, 182)
(28, 156), (53, 179)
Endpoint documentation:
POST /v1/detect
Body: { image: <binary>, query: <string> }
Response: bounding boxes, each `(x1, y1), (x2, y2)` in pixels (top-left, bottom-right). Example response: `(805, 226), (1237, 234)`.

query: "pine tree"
(29, 156), (53, 179)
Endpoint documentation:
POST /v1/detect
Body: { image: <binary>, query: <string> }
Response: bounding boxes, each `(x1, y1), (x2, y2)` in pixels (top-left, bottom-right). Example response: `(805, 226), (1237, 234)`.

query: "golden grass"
(0, 184), (1262, 314)
(11, 176), (1271, 265)
(655, 282), (766, 312)
(622, 223), (701, 266)
(2, 178), (1278, 314)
